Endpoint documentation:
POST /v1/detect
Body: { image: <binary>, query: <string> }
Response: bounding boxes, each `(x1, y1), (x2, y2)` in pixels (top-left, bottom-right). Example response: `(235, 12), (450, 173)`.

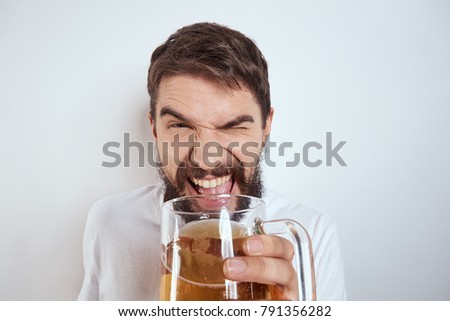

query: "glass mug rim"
(161, 193), (265, 215)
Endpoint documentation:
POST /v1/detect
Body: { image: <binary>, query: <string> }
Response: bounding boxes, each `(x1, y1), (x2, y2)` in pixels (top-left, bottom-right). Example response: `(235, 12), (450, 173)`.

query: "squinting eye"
(227, 127), (248, 131)
(169, 123), (191, 129)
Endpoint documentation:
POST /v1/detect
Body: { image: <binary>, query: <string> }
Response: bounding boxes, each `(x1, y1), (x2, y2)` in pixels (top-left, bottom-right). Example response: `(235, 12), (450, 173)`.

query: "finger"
(223, 256), (297, 287)
(243, 235), (294, 261)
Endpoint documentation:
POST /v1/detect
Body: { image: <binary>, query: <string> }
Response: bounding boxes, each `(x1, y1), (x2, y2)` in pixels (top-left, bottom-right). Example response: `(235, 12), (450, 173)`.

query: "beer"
(160, 220), (282, 300)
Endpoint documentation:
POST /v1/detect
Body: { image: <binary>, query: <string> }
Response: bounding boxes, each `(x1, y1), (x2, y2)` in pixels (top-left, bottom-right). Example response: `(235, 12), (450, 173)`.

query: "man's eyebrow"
(159, 106), (254, 129)
(218, 115), (254, 129)
(159, 106), (190, 123)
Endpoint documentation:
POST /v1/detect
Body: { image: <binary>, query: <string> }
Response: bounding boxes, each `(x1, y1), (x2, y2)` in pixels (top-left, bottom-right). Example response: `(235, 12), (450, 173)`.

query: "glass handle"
(259, 219), (317, 301)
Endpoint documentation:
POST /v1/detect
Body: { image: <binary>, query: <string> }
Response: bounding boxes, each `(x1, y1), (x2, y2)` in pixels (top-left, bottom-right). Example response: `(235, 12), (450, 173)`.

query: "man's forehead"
(158, 75), (249, 98)
(156, 75), (262, 122)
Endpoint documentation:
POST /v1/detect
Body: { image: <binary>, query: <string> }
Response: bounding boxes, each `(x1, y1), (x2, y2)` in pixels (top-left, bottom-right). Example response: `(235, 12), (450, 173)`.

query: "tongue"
(197, 178), (233, 195)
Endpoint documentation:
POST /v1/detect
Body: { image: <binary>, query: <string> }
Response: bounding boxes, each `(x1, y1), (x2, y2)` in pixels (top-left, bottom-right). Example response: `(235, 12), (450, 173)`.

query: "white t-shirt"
(78, 184), (346, 300)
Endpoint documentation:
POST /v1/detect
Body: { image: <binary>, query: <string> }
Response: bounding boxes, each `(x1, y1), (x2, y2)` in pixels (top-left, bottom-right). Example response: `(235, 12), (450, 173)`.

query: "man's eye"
(228, 126), (248, 130)
(169, 123), (191, 129)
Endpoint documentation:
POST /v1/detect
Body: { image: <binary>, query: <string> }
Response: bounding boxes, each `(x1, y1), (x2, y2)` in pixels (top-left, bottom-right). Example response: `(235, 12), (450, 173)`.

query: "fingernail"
(225, 258), (246, 275)
(246, 238), (263, 254)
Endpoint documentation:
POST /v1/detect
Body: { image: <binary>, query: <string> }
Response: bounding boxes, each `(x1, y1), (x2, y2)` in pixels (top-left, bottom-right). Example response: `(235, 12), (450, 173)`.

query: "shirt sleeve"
(313, 217), (347, 300)
(77, 205), (101, 300)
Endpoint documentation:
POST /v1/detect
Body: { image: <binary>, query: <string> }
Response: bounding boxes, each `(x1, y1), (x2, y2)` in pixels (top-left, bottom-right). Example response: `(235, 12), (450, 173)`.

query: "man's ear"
(147, 111), (158, 139)
(263, 107), (274, 140)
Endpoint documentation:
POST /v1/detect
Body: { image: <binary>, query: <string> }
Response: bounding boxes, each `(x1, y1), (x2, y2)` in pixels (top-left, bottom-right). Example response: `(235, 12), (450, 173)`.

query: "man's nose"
(190, 131), (229, 170)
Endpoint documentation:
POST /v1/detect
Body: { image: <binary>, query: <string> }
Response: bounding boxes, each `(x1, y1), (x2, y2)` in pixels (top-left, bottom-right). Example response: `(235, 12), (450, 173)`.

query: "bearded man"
(78, 22), (346, 300)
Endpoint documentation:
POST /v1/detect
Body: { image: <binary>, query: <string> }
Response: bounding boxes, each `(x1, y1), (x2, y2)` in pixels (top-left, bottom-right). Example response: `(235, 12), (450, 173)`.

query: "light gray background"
(1, 0), (449, 300)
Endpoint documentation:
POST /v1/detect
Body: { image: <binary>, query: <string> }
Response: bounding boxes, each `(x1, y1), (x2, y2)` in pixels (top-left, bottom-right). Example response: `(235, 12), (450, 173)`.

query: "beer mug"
(160, 194), (316, 301)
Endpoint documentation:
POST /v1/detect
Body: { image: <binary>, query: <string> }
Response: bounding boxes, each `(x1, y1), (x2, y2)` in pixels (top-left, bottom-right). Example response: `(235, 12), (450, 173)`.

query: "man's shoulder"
(86, 184), (163, 226)
(264, 188), (334, 228)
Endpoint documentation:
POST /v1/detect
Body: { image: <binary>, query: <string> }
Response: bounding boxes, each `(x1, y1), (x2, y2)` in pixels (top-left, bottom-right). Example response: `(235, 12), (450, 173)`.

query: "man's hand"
(223, 235), (299, 300)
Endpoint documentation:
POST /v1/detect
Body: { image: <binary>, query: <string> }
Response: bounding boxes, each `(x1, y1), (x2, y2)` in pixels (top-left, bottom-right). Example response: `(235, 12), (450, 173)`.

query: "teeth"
(192, 175), (231, 189)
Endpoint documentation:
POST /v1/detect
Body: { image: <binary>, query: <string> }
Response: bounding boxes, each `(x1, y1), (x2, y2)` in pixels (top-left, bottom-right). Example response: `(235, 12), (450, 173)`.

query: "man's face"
(149, 75), (273, 202)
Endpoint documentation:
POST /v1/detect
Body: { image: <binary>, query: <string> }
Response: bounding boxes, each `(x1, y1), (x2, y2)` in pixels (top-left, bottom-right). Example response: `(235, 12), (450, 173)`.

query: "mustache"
(175, 158), (243, 187)
(184, 163), (233, 180)
(180, 150), (241, 179)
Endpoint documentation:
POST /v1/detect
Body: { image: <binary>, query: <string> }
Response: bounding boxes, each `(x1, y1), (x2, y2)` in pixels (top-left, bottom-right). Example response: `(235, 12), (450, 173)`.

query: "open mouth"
(185, 175), (237, 211)
(187, 174), (235, 195)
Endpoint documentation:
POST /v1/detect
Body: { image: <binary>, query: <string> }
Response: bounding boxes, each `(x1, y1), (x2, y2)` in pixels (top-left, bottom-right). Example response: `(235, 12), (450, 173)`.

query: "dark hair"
(147, 22), (271, 126)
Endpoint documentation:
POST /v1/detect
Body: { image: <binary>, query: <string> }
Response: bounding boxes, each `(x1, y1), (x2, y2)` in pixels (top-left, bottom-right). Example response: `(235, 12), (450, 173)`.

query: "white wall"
(1, 0), (449, 300)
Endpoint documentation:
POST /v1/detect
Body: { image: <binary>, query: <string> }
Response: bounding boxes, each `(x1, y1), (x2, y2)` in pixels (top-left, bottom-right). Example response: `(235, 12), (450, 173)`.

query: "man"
(78, 22), (346, 300)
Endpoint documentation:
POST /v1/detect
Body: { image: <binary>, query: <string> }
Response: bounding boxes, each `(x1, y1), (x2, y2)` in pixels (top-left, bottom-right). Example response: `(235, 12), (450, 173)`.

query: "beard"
(158, 153), (264, 203)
